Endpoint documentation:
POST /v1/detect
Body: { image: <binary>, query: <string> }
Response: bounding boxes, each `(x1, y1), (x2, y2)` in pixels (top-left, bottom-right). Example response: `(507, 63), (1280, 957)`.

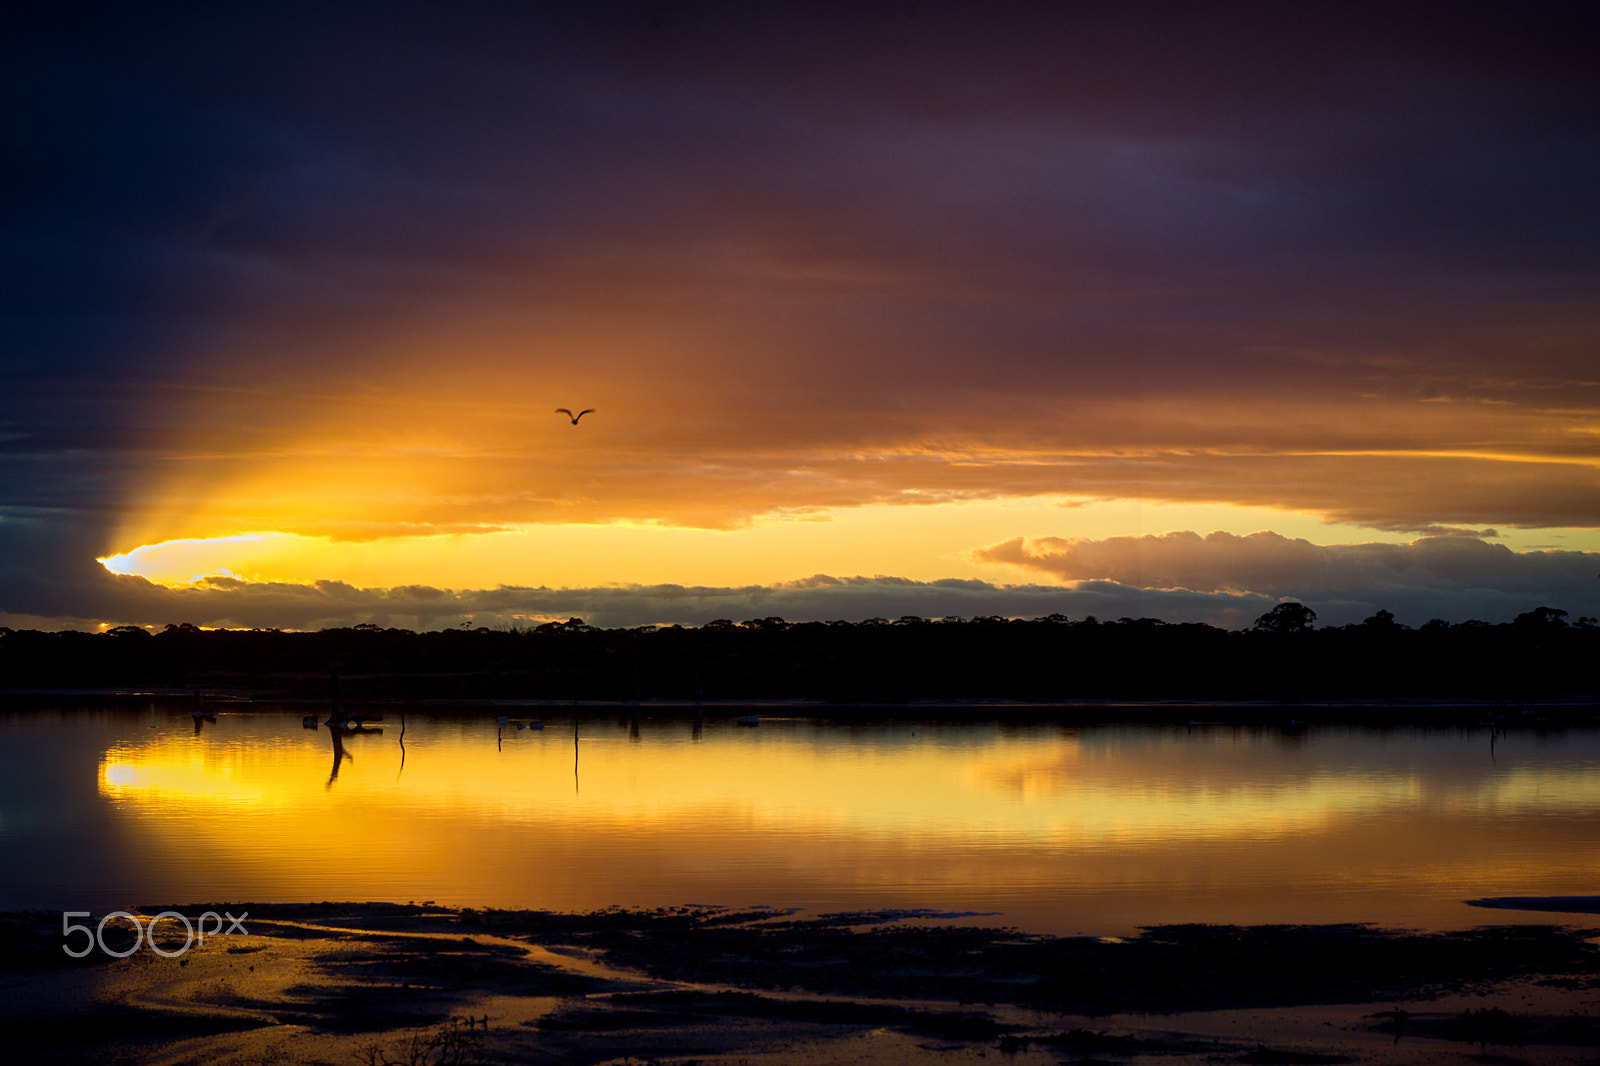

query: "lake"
(3, 700), (1597, 935)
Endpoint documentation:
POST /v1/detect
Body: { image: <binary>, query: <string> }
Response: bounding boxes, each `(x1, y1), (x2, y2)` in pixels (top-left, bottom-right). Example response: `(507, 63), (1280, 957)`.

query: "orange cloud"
(11, 2), (1600, 636)
(111, 358), (1600, 561)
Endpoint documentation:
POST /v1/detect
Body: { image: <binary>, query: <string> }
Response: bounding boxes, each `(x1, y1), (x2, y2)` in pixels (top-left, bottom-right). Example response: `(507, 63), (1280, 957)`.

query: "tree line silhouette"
(0, 605), (1595, 706)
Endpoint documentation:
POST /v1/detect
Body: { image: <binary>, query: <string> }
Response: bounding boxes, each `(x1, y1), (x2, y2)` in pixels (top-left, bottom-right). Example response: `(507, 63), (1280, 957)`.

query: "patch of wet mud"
(538, 911), (1600, 1012)
(4, 904), (1599, 1065)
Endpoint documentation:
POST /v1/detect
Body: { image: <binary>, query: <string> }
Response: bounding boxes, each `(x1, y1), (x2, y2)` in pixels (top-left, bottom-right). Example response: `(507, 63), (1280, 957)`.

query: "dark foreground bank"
(4, 902), (1600, 1065)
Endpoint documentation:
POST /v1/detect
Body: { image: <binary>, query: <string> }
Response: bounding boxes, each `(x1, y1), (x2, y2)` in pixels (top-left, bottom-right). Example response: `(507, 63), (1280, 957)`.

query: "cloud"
(976, 531), (1600, 625)
(3, 3), (1599, 624)
(97, 411), (1600, 553)
(5, 534), (1598, 633)
(0, 569), (1269, 634)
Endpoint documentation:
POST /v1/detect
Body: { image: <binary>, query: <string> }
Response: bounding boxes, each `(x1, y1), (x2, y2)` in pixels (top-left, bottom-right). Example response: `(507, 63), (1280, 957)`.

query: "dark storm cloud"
(3, 1), (1599, 627)
(13, 2), (1596, 345)
(12, 5), (1595, 410)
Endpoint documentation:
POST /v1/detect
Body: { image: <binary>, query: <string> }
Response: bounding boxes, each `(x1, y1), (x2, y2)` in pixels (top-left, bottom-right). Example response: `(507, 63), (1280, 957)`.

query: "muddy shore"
(4, 903), (1599, 1065)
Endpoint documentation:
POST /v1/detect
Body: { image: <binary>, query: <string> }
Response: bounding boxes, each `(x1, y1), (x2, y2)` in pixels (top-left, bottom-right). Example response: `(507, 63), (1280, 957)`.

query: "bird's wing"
(577, 409), (596, 418)
(554, 408), (573, 416)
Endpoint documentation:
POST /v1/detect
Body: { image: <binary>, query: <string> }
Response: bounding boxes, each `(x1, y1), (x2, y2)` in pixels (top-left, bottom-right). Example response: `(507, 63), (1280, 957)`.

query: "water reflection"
(2, 705), (1599, 935)
(324, 712), (384, 789)
(189, 690), (215, 734)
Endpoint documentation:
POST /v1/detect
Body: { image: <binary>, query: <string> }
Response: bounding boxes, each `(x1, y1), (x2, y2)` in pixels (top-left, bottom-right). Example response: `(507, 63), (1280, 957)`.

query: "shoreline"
(5, 902), (1599, 1065)
(5, 688), (1599, 725)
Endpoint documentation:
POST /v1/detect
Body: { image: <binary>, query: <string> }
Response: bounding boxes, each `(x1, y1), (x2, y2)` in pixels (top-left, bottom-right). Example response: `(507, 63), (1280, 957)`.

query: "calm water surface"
(3, 702), (1598, 935)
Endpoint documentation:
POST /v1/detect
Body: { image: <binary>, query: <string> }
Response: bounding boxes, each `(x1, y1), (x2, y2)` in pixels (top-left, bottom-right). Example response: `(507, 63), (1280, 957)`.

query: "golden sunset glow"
(86, 716), (1600, 932)
(6, 2), (1597, 633)
(81, 349), (1600, 631)
(114, 381), (1600, 551)
(13, 17), (1600, 1066)
(101, 506), (1600, 597)
(99, 499), (1472, 590)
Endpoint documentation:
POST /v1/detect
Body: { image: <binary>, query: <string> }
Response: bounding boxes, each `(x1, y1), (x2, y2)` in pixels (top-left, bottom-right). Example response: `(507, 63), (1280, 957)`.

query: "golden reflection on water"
(76, 715), (1600, 935)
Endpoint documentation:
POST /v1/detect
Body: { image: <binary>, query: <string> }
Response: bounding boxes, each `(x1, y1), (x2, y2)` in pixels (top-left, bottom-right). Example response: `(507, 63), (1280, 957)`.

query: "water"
(3, 700), (1598, 936)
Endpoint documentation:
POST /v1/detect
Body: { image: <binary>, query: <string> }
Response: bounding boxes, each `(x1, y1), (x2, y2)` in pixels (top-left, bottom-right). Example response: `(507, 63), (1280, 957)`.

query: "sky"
(4, 0), (1599, 632)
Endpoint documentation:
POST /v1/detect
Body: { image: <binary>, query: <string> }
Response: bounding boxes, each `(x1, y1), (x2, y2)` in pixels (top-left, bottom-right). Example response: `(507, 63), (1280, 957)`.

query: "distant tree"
(1514, 606), (1568, 629)
(1360, 609), (1403, 629)
(1253, 602), (1317, 633)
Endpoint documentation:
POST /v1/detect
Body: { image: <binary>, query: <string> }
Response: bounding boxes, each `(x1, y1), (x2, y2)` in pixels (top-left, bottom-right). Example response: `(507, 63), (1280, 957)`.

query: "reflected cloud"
(96, 718), (1600, 860)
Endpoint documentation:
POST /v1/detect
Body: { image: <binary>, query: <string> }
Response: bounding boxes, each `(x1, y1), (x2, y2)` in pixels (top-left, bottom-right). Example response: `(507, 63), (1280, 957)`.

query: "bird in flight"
(556, 408), (595, 425)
